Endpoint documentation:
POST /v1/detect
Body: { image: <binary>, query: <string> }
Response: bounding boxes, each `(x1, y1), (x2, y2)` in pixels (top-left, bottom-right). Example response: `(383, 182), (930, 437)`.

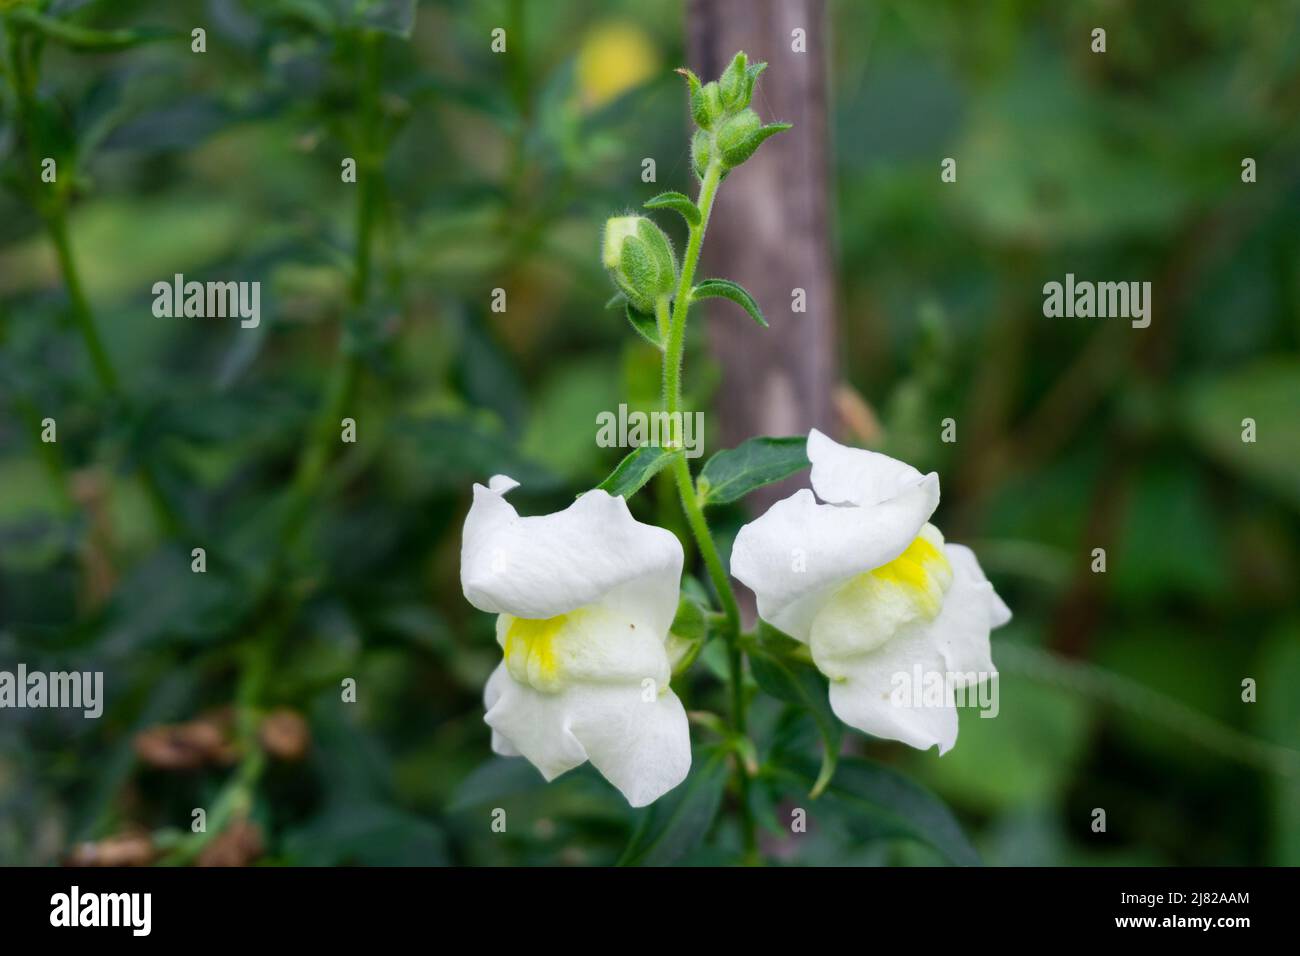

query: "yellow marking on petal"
(809, 526), (954, 674)
(503, 613), (571, 691)
(867, 529), (951, 619)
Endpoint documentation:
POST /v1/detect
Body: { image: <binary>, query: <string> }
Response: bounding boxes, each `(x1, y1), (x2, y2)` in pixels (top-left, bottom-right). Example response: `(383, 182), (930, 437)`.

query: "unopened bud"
(716, 109), (792, 169)
(694, 81), (723, 129)
(717, 109), (761, 163)
(603, 216), (677, 313)
(691, 129), (714, 180)
(718, 52), (749, 110)
(682, 52), (788, 177)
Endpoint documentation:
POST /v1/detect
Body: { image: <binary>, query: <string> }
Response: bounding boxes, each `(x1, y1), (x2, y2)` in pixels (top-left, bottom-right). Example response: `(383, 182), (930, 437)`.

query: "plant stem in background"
(6, 27), (182, 536)
(275, 31), (381, 560)
(170, 32), (388, 864)
(662, 158), (758, 861)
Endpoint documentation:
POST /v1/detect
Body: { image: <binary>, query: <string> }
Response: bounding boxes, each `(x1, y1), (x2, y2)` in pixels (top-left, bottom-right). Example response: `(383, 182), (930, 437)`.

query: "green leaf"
(625, 301), (664, 349)
(771, 756), (981, 866)
(448, 757), (547, 812)
(617, 746), (729, 866)
(644, 191), (701, 228)
(691, 278), (768, 328)
(669, 595), (707, 644)
(667, 595), (708, 676)
(595, 445), (679, 500)
(697, 436), (809, 506)
(1256, 623), (1300, 864)
(750, 624), (840, 798)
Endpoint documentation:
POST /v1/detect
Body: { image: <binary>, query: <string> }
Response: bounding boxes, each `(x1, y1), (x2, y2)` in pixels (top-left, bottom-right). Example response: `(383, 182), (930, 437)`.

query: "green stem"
(47, 210), (118, 394)
(661, 159), (758, 862)
(272, 31), (379, 571)
(7, 21), (180, 535)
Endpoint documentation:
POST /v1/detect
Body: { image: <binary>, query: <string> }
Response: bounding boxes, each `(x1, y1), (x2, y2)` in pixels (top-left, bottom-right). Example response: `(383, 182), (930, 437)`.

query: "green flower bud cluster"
(678, 51), (791, 180)
(603, 215), (677, 314)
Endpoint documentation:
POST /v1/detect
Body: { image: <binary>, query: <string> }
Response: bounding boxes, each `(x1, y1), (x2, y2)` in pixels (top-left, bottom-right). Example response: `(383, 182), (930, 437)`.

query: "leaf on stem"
(750, 624), (840, 798)
(625, 301), (664, 349)
(644, 191), (701, 228)
(617, 745), (730, 866)
(691, 278), (768, 327)
(768, 756), (982, 867)
(595, 445), (680, 500)
(696, 436), (809, 506)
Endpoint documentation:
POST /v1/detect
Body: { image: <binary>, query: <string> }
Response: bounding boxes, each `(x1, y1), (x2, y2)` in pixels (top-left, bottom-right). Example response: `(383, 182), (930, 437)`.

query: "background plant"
(0, 0), (1297, 866)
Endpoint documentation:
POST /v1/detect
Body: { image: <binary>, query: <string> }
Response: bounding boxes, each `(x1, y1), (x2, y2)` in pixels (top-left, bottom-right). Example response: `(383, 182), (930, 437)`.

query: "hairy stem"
(661, 159), (758, 862)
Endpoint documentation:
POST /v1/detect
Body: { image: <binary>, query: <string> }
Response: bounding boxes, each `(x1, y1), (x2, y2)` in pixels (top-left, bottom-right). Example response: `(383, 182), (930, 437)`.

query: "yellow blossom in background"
(576, 22), (659, 110)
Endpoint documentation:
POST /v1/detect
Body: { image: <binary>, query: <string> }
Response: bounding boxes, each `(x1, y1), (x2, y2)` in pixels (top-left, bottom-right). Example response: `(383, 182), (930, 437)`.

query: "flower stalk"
(659, 155), (758, 860)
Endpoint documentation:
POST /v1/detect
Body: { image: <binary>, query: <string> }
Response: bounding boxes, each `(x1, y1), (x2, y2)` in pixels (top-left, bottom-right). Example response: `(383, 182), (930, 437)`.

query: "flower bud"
(693, 81), (724, 129)
(716, 109), (792, 169)
(603, 216), (677, 313)
(602, 216), (641, 270)
(717, 108), (761, 163)
(718, 51), (749, 110)
(691, 128), (714, 180)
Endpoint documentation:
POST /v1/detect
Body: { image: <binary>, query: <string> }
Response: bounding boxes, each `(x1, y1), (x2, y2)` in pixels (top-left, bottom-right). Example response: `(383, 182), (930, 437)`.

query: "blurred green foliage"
(1, 0), (1297, 866)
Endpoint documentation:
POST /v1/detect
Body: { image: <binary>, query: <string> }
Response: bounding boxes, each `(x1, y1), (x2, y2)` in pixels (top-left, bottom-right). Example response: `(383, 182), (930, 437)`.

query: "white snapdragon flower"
(730, 430), (1011, 754)
(461, 475), (691, 806)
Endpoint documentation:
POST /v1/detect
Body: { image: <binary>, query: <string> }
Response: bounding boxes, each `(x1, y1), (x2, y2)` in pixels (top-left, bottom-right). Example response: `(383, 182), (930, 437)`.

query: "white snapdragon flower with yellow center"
(731, 430), (1010, 754)
(461, 475), (690, 807)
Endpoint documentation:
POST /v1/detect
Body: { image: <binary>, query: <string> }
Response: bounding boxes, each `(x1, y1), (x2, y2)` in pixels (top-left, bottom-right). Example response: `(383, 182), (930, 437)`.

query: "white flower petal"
(483, 663), (589, 780)
(946, 543), (1012, 628)
(487, 473), (520, 494)
(729, 478), (940, 642)
(484, 664), (690, 807)
(483, 665), (521, 757)
(569, 684), (691, 808)
(814, 541), (1010, 753)
(493, 606), (670, 692)
(807, 428), (936, 507)
(932, 544), (1009, 681)
(824, 628), (959, 754)
(461, 480), (683, 631)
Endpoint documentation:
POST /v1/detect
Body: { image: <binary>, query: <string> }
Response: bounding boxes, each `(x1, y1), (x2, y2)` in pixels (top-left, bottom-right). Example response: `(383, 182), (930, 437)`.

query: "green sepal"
(718, 51), (749, 110)
(625, 301), (664, 349)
